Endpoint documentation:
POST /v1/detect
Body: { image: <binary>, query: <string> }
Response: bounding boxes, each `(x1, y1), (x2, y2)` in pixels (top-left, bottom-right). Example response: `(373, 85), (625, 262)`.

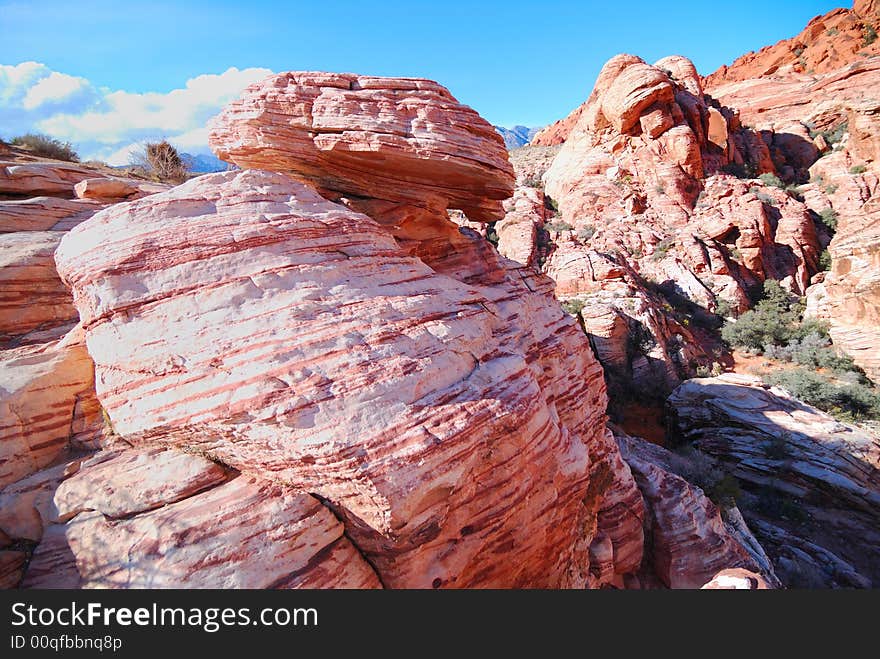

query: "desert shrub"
(762, 332), (859, 375)
(768, 368), (880, 420)
(523, 176), (542, 188)
(651, 237), (675, 262)
(10, 133), (79, 161)
(561, 299), (585, 315)
(654, 183), (666, 195)
(826, 27), (839, 36)
(706, 474), (742, 508)
(132, 140), (189, 183)
(825, 183), (839, 194)
(577, 225), (596, 242)
(715, 297), (735, 319)
(864, 24), (878, 46)
(762, 432), (792, 461)
(818, 207), (838, 232)
(546, 220), (573, 233)
(753, 190), (776, 206)
(486, 221), (499, 247)
(545, 195), (559, 214)
(818, 249), (832, 271)
(627, 320), (656, 357)
(759, 172), (785, 188)
(849, 164), (867, 175)
(721, 280), (801, 350)
(809, 121), (847, 146)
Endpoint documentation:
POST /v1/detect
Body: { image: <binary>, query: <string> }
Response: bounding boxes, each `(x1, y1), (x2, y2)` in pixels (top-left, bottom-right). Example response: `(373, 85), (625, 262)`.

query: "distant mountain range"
(494, 125), (541, 150)
(181, 152), (230, 173)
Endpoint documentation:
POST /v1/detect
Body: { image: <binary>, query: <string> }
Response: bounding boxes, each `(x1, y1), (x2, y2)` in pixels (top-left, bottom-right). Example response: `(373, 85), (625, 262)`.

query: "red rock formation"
(0, 197), (103, 233)
(617, 432), (777, 589)
(704, 1), (880, 87)
(11, 447), (381, 589)
(0, 232), (80, 343)
(208, 72), (514, 223)
(668, 373), (880, 587)
(501, 53), (826, 396)
(73, 177), (139, 201)
(531, 105), (587, 146)
(707, 61), (880, 134)
(0, 162), (100, 197)
(496, 185), (546, 266)
(54, 164), (627, 589)
(804, 127), (880, 381)
(0, 328), (103, 489)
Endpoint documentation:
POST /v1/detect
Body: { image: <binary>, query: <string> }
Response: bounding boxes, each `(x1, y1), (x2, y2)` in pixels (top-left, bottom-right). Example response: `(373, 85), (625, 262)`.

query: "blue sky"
(0, 0), (846, 161)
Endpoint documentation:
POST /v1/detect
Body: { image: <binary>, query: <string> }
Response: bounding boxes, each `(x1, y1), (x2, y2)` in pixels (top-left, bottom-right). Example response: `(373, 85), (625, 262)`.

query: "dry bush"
(131, 140), (189, 183)
(10, 133), (79, 161)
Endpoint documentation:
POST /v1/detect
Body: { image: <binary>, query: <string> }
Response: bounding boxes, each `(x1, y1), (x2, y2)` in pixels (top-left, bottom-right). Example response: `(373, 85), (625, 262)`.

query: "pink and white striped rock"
(53, 446), (229, 521)
(55, 168), (615, 588)
(0, 232), (79, 343)
(0, 329), (103, 489)
(0, 458), (82, 542)
(495, 186), (546, 267)
(73, 177), (139, 201)
(208, 72), (514, 222)
(617, 432), (776, 589)
(31, 473), (381, 589)
(0, 162), (100, 197)
(0, 197), (103, 233)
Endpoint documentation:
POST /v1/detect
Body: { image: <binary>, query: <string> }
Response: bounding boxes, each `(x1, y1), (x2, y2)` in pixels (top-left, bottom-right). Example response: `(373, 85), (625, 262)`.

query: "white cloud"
(0, 62), (272, 163)
(23, 71), (93, 109)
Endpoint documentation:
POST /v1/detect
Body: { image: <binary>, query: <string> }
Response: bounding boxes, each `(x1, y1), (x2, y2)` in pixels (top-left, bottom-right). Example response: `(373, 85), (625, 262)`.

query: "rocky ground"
(1, 1), (879, 589)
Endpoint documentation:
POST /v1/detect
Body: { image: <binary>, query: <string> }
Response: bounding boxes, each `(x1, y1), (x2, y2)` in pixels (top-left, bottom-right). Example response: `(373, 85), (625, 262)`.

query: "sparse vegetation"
(753, 190), (776, 206)
(544, 195), (559, 214)
(10, 133), (79, 161)
(768, 368), (880, 421)
(577, 225), (596, 242)
(849, 164), (867, 175)
(131, 140), (190, 183)
(723, 280), (880, 420)
(763, 332), (863, 376)
(523, 176), (542, 188)
(826, 27), (839, 36)
(546, 220), (573, 233)
(759, 172), (785, 188)
(808, 121), (847, 146)
(653, 182), (666, 196)
(715, 297), (735, 319)
(561, 299), (585, 316)
(672, 446), (741, 509)
(486, 221), (499, 247)
(818, 249), (832, 271)
(721, 280), (816, 351)
(762, 432), (792, 461)
(627, 320), (656, 357)
(864, 24), (878, 46)
(651, 237), (674, 262)
(818, 207), (838, 232)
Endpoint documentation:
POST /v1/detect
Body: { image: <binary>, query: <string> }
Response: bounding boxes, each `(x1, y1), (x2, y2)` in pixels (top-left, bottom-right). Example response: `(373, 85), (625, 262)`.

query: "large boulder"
(208, 72), (514, 223)
(668, 373), (880, 587)
(16, 447), (381, 589)
(55, 168), (619, 588)
(0, 329), (103, 489)
(0, 232), (79, 343)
